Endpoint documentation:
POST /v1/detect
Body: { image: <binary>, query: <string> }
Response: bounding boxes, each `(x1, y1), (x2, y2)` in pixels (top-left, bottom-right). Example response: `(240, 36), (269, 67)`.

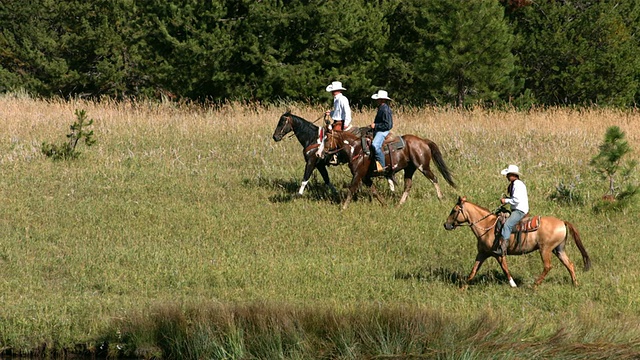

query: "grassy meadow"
(0, 94), (639, 358)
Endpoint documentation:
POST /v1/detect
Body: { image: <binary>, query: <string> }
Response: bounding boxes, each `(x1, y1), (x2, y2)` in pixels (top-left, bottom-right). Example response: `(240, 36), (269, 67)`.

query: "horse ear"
(460, 196), (467, 203)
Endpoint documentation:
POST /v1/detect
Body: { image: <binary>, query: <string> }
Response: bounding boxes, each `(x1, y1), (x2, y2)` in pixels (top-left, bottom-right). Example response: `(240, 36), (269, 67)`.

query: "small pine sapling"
(590, 126), (638, 210)
(42, 109), (96, 160)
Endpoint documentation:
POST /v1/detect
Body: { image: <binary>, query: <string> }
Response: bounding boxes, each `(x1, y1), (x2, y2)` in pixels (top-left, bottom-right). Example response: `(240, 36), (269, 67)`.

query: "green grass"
(0, 96), (638, 358)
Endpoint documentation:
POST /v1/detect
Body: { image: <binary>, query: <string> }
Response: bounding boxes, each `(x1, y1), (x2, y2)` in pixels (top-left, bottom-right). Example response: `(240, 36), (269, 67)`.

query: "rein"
(455, 204), (501, 231)
(284, 114), (325, 141)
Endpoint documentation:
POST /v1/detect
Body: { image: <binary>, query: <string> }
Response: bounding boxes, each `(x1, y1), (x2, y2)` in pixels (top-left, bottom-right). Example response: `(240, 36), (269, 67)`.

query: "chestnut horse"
(324, 130), (456, 209)
(272, 112), (393, 196)
(443, 196), (591, 288)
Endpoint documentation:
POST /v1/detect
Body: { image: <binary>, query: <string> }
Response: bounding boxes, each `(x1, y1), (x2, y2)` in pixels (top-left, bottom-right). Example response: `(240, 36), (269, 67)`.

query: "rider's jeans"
(372, 131), (390, 167)
(501, 209), (525, 240)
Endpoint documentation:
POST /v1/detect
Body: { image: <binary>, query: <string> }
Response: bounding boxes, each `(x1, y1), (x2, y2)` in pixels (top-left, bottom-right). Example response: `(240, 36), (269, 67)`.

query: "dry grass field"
(0, 94), (639, 358)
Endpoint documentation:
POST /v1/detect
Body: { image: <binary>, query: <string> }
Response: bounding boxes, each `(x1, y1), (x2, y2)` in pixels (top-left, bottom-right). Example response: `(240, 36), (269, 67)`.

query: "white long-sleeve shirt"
(505, 179), (529, 214)
(330, 93), (352, 128)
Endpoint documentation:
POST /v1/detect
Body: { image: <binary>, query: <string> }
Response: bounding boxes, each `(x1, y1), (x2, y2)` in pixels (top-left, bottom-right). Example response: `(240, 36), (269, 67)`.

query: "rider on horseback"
(325, 81), (352, 132)
(370, 90), (393, 173)
(494, 164), (529, 256)
(324, 81), (353, 165)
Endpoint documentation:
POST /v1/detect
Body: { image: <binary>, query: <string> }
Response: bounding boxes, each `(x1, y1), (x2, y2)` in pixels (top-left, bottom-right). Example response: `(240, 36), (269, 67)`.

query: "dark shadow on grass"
(245, 176), (340, 204)
(394, 266), (463, 285)
(395, 266), (524, 287)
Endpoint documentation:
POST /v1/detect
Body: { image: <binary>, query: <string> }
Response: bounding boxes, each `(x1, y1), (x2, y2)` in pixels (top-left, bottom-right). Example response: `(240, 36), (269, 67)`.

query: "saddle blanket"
(515, 215), (541, 233)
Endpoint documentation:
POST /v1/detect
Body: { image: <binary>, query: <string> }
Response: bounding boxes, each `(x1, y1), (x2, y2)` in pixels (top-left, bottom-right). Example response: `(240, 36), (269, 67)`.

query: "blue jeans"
(501, 209), (525, 240)
(372, 131), (389, 167)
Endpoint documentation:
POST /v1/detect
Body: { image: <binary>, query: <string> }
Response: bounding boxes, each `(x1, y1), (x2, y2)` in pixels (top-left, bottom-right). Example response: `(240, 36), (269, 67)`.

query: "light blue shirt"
(330, 93), (352, 128)
(505, 179), (529, 214)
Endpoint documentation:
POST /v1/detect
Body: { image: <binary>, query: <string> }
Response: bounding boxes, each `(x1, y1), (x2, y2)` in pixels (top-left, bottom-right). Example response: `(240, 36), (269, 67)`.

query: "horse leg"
(534, 249), (554, 287)
(364, 177), (386, 206)
(341, 171), (365, 210)
(399, 167), (416, 205)
(399, 178), (412, 205)
(554, 247), (578, 286)
(297, 159), (317, 196)
(496, 256), (517, 288)
(418, 164), (443, 200)
(387, 177), (396, 192)
(466, 253), (489, 284)
(316, 164), (337, 195)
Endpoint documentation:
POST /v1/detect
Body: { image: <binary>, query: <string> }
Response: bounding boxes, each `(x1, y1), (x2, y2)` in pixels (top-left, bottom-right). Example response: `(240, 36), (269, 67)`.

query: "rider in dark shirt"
(370, 90), (393, 172)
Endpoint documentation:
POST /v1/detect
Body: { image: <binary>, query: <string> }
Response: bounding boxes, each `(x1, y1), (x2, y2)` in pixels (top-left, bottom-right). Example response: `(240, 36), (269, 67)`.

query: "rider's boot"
(493, 237), (508, 256)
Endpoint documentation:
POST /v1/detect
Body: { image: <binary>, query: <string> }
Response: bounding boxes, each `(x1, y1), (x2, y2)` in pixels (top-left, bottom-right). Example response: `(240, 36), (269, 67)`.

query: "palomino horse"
(443, 196), (591, 288)
(324, 130), (456, 209)
(272, 112), (394, 196)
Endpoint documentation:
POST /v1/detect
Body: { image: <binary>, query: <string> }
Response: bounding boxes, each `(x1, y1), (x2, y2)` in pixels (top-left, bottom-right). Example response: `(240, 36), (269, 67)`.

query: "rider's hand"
(370, 123), (375, 129)
(500, 198), (506, 204)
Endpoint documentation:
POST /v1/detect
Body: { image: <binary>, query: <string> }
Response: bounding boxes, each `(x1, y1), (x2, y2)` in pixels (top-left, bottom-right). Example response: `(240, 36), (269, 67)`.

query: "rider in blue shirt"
(370, 90), (393, 172)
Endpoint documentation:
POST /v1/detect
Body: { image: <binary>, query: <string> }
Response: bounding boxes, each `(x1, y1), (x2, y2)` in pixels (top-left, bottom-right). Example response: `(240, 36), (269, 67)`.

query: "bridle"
(277, 114), (327, 141)
(450, 201), (498, 231)
(275, 115), (294, 140)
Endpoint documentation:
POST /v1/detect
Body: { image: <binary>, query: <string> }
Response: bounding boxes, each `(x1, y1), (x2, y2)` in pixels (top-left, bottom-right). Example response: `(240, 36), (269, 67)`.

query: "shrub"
(41, 109), (96, 160)
(549, 177), (584, 206)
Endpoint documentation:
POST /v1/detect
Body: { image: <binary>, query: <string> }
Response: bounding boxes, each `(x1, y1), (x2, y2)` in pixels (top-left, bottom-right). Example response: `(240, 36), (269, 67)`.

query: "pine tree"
(590, 126), (638, 200)
(384, 0), (517, 106)
(511, 1), (640, 106)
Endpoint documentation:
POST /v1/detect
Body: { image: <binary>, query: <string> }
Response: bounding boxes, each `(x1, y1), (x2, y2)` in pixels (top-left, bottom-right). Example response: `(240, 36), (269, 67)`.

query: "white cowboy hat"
(501, 164), (522, 177)
(371, 90), (392, 100)
(326, 81), (346, 92)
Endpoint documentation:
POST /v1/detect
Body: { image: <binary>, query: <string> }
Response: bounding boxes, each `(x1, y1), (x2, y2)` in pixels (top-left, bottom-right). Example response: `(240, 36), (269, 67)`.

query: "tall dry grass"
(0, 94), (638, 358)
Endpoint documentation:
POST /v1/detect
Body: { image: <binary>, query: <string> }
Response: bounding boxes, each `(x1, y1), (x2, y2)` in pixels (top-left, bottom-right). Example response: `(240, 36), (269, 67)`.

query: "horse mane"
(464, 198), (495, 215)
(333, 130), (363, 152)
(283, 111), (318, 138)
(335, 129), (360, 143)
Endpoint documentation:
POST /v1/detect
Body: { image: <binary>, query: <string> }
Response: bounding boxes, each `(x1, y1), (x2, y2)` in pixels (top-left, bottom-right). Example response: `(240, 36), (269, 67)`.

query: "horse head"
(443, 196), (468, 230)
(272, 112), (294, 142)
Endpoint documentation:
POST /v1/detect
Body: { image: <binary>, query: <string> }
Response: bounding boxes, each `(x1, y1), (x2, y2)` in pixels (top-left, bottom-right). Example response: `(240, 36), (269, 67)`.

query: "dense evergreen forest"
(1, 0), (639, 107)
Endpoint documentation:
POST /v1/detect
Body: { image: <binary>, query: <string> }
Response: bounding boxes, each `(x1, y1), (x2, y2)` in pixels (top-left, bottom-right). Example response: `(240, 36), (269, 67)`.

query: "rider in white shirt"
(325, 81), (352, 131)
(495, 164), (529, 256)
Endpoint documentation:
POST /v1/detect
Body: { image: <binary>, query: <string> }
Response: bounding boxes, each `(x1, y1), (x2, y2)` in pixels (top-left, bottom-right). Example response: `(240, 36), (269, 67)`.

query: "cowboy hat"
(326, 81), (346, 92)
(371, 90), (392, 100)
(500, 164), (522, 177)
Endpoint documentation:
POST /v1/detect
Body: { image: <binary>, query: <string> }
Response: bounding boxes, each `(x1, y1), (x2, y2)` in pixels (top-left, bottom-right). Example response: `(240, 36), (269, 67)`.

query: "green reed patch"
(99, 302), (640, 359)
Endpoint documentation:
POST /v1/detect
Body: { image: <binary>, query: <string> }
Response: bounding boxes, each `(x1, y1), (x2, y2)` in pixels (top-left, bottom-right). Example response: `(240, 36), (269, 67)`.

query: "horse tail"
(565, 221), (591, 271)
(427, 141), (457, 188)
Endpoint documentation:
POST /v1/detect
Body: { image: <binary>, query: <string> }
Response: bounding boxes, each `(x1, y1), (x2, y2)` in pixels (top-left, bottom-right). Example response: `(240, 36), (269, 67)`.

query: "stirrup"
(375, 161), (384, 172)
(492, 238), (507, 256)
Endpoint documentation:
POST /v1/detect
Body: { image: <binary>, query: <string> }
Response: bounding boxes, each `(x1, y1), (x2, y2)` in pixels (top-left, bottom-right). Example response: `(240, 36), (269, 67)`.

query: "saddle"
(494, 212), (541, 252)
(496, 212), (541, 233)
(362, 132), (405, 156)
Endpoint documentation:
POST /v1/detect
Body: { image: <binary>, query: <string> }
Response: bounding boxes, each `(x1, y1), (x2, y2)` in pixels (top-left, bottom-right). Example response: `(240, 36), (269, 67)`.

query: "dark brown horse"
(272, 112), (394, 197)
(443, 196), (591, 288)
(272, 112), (340, 196)
(324, 130), (456, 209)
